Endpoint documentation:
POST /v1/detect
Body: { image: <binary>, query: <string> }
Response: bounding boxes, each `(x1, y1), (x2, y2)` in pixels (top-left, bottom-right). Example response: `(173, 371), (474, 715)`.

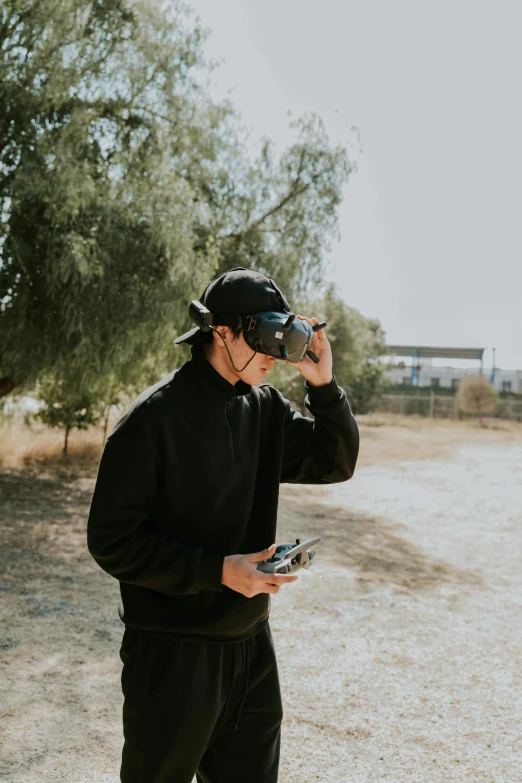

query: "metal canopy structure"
(384, 345), (485, 361)
(383, 345), (486, 386)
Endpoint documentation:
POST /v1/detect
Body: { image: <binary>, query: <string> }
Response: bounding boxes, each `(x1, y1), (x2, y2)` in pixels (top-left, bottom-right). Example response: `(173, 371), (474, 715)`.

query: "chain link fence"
(377, 393), (522, 421)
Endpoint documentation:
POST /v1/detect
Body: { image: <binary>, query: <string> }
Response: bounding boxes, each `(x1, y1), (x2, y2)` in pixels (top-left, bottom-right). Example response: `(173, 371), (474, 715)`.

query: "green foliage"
(0, 0), (217, 400)
(269, 284), (387, 414)
(321, 285), (387, 413)
(35, 376), (102, 453)
(196, 113), (355, 299)
(457, 375), (498, 423)
(0, 0), (356, 429)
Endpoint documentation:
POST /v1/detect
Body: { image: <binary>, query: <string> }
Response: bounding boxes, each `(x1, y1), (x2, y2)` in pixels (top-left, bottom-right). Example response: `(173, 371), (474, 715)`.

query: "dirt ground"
(1, 417), (522, 782)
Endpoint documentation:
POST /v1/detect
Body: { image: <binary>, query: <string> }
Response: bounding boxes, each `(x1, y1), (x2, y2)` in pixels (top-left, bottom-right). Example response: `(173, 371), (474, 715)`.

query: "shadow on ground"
(0, 469), (95, 578)
(0, 466), (483, 781)
(0, 468), (481, 595)
(278, 486), (480, 590)
(0, 469), (121, 781)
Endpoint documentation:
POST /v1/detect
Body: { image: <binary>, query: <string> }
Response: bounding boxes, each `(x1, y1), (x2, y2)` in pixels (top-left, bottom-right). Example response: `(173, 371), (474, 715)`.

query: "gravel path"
(1, 429), (521, 782)
(274, 441), (522, 782)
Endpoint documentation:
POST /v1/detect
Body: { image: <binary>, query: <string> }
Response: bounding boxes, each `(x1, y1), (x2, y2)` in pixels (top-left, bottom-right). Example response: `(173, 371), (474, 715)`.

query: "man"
(87, 266), (359, 783)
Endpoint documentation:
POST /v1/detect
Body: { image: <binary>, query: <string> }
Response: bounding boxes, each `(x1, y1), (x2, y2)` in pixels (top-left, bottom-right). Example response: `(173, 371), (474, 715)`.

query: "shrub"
(457, 376), (498, 425)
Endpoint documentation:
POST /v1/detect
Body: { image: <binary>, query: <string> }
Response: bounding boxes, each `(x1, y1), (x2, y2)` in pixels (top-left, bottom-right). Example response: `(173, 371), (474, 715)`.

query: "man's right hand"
(221, 544), (299, 597)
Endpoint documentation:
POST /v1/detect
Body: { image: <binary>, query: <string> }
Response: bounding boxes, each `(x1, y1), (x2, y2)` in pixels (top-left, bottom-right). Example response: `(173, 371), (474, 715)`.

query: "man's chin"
(242, 365), (272, 385)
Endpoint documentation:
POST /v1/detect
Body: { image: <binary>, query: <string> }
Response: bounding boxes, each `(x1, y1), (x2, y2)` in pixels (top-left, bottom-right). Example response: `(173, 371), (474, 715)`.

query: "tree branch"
(221, 147), (324, 249)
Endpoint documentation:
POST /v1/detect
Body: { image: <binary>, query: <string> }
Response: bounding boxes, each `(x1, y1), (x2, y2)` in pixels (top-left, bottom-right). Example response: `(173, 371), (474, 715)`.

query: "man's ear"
(213, 325), (229, 344)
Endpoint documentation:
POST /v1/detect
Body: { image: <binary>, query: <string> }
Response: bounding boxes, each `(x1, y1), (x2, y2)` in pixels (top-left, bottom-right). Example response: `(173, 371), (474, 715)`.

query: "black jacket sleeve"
(280, 376), (359, 484)
(87, 428), (224, 595)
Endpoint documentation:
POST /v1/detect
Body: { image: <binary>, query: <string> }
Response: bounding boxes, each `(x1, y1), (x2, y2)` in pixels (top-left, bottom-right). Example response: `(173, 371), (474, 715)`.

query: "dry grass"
(359, 411), (520, 432)
(1, 413), (521, 476)
(0, 422), (108, 475)
(357, 413), (522, 467)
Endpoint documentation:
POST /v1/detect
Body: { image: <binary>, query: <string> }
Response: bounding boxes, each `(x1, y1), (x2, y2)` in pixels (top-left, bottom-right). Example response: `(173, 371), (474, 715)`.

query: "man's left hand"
(287, 315), (333, 387)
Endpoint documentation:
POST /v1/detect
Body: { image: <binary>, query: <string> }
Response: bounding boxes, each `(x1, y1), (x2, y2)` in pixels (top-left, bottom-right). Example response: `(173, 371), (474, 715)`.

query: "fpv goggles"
(188, 301), (325, 364)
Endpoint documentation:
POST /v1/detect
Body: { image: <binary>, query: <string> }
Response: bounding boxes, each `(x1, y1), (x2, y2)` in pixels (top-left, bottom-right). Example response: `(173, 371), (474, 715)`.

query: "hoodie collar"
(187, 345), (252, 399)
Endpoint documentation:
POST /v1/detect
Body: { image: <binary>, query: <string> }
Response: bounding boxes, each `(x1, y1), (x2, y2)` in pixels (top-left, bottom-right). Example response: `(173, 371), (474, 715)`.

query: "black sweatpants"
(119, 622), (283, 783)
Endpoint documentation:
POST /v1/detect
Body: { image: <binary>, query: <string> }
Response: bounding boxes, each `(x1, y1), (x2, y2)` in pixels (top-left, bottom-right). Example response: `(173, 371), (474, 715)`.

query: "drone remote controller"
(257, 537), (321, 575)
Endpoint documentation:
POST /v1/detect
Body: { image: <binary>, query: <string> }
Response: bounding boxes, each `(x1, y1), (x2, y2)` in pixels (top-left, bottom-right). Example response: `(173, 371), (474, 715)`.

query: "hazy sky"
(188, 0), (521, 370)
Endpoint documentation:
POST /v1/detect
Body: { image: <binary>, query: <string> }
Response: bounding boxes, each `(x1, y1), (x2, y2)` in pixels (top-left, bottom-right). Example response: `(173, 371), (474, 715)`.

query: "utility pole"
(490, 347), (496, 386)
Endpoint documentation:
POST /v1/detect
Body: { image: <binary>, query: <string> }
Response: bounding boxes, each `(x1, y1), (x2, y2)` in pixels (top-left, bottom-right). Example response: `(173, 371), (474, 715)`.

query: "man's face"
(212, 327), (279, 386)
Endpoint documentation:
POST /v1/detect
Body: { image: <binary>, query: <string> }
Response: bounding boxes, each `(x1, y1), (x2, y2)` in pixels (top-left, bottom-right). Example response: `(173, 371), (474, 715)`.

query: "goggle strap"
(210, 312), (244, 330)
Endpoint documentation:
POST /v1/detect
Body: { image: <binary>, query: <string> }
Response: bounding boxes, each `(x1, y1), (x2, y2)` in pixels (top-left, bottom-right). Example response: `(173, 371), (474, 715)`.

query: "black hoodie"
(87, 345), (359, 642)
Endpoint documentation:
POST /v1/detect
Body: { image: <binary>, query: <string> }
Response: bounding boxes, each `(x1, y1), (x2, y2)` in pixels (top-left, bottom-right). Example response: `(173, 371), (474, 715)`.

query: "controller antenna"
(306, 349), (320, 364)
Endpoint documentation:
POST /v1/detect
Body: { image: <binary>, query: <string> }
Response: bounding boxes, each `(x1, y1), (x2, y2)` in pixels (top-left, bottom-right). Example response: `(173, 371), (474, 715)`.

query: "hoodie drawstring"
(224, 398), (238, 463)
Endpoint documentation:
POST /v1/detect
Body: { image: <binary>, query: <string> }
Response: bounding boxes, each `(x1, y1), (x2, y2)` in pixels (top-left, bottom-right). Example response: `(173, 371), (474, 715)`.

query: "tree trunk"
(63, 425), (70, 455)
(102, 405), (111, 444)
(0, 377), (15, 399)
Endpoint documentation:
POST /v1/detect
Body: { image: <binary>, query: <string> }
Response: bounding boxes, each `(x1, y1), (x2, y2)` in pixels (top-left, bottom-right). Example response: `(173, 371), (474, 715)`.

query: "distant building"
(382, 345), (522, 394)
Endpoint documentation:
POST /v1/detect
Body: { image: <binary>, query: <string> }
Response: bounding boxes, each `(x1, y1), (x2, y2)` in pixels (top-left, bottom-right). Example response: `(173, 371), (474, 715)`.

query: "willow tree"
(0, 0), (355, 412)
(0, 0), (218, 403)
(191, 112), (354, 300)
